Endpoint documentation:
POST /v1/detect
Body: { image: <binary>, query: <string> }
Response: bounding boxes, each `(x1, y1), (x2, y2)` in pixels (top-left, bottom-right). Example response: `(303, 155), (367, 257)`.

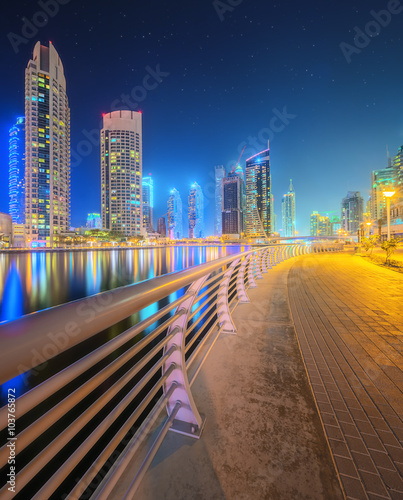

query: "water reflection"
(0, 246), (247, 322)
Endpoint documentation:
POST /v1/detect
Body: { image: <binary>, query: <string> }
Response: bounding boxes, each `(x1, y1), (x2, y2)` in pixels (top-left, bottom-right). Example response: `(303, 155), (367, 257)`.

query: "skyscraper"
(101, 110), (143, 237)
(157, 216), (166, 237)
(245, 148), (271, 238)
(341, 191), (364, 234)
(167, 188), (182, 239)
(9, 116), (25, 224)
(222, 172), (243, 235)
(214, 165), (225, 236)
(371, 165), (397, 222)
(142, 174), (154, 233)
(281, 180), (296, 237)
(310, 212), (332, 236)
(25, 42), (70, 246)
(188, 182), (204, 238)
(86, 213), (101, 229)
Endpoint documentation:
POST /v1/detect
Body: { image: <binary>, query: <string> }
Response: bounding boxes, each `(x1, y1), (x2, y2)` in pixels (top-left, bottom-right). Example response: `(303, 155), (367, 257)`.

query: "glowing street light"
(366, 221), (371, 236)
(383, 191), (395, 240)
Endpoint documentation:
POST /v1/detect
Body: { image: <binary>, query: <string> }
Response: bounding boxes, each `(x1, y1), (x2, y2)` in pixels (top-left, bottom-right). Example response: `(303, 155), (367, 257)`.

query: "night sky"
(1, 0), (402, 235)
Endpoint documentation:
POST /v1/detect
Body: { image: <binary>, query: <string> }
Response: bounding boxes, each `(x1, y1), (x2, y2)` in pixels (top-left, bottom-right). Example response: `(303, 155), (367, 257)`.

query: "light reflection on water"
(0, 246), (247, 323)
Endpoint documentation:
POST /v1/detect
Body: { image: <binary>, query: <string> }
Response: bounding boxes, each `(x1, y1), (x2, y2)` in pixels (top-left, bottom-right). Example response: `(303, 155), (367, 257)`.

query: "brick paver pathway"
(288, 252), (403, 500)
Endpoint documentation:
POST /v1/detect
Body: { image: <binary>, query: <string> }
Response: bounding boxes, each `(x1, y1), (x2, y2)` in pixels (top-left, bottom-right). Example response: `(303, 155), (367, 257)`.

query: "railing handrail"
(0, 246), (265, 385)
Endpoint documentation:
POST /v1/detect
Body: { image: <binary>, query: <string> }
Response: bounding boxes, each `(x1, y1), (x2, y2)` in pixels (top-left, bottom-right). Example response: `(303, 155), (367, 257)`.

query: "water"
(0, 246), (248, 321)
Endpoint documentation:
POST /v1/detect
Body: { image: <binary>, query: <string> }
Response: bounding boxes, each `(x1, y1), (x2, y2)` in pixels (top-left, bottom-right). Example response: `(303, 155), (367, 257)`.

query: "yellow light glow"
(383, 191), (395, 198)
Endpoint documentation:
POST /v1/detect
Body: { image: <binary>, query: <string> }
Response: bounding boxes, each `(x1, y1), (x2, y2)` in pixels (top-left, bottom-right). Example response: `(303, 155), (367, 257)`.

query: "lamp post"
(366, 221), (371, 236)
(383, 191), (395, 240)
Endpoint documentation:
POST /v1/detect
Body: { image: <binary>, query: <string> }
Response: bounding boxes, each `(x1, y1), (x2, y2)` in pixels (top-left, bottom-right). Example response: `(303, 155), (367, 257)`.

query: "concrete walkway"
(127, 259), (343, 500)
(288, 252), (403, 500)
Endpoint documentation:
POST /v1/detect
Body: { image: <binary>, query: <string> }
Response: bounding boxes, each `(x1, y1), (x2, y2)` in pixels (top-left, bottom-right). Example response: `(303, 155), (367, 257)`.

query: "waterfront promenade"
(123, 251), (403, 500)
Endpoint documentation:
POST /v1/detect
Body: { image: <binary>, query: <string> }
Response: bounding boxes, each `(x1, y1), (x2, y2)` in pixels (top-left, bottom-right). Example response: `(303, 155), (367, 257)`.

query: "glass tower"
(214, 165), (225, 236)
(25, 42), (70, 246)
(167, 188), (183, 239)
(281, 180), (296, 237)
(188, 182), (204, 238)
(341, 191), (363, 234)
(142, 174), (154, 233)
(222, 172), (243, 235)
(245, 149), (271, 238)
(101, 110), (143, 237)
(9, 117), (25, 224)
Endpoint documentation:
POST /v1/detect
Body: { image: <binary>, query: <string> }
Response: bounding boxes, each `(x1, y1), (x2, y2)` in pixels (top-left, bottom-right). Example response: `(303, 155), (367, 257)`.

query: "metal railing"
(0, 242), (342, 499)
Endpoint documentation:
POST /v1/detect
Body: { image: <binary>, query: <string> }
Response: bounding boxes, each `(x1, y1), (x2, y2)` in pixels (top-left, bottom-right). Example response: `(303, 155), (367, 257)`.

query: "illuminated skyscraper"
(157, 216), (166, 237)
(222, 172), (243, 235)
(9, 117), (25, 224)
(167, 188), (182, 239)
(245, 148), (271, 238)
(142, 174), (154, 232)
(214, 165), (225, 236)
(86, 213), (101, 229)
(371, 165), (397, 222)
(310, 212), (332, 236)
(281, 180), (296, 237)
(341, 191), (363, 234)
(188, 182), (204, 238)
(25, 42), (70, 246)
(101, 110), (143, 237)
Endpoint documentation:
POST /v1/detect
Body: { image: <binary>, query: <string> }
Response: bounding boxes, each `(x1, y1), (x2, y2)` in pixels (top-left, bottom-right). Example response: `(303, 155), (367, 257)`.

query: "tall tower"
(25, 42), (70, 246)
(188, 182), (204, 238)
(245, 148), (271, 238)
(101, 110), (143, 237)
(341, 191), (363, 234)
(9, 116), (25, 224)
(281, 180), (296, 237)
(167, 188), (182, 239)
(214, 165), (225, 236)
(142, 174), (154, 233)
(222, 172), (243, 235)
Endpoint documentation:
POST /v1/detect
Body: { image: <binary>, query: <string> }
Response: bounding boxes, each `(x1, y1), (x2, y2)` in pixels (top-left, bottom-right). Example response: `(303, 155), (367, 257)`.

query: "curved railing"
(0, 242), (342, 499)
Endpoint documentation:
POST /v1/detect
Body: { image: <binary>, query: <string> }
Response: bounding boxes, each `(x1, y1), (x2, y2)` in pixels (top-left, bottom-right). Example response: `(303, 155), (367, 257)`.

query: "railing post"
(236, 255), (251, 303)
(255, 250), (263, 279)
(261, 248), (268, 273)
(217, 259), (240, 333)
(163, 277), (207, 438)
(247, 253), (258, 288)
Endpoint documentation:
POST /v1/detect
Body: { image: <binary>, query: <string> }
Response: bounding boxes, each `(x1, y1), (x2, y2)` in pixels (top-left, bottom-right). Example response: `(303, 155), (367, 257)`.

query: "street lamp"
(383, 191), (395, 240)
(366, 221), (371, 236)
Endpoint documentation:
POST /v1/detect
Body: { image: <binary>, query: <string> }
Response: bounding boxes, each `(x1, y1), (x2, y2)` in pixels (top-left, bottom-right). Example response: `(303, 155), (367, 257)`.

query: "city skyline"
(1, 2), (403, 235)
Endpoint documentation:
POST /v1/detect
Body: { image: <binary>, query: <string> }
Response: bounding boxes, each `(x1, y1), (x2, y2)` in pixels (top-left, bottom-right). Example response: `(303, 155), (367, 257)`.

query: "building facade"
(281, 179), (296, 237)
(341, 191), (364, 234)
(25, 42), (70, 246)
(142, 175), (154, 233)
(245, 149), (271, 238)
(0, 212), (13, 248)
(222, 172), (243, 235)
(101, 110), (143, 237)
(86, 213), (101, 229)
(214, 165), (225, 236)
(157, 216), (166, 237)
(371, 165), (398, 222)
(167, 188), (182, 239)
(310, 212), (332, 237)
(9, 116), (25, 225)
(188, 182), (204, 238)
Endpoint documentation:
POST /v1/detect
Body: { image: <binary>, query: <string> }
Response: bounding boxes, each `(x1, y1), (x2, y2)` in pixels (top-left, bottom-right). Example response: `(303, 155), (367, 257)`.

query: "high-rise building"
(9, 117), (25, 224)
(142, 174), (154, 233)
(157, 216), (166, 237)
(282, 179), (296, 237)
(101, 110), (143, 237)
(188, 182), (204, 238)
(341, 191), (364, 234)
(222, 172), (243, 235)
(86, 213), (101, 229)
(214, 165), (225, 236)
(392, 145), (403, 203)
(310, 212), (332, 236)
(245, 148), (271, 238)
(167, 188), (182, 239)
(25, 42), (70, 246)
(371, 165), (398, 222)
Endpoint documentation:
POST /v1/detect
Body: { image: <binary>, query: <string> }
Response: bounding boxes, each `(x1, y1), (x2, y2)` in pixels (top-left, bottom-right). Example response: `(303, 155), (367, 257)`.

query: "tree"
(361, 235), (378, 255)
(380, 237), (401, 264)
